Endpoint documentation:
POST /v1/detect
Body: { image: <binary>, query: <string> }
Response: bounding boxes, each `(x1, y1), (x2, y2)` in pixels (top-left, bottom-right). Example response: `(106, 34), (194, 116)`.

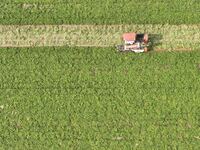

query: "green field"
(1, 0), (200, 24)
(0, 47), (200, 149)
(0, 0), (200, 149)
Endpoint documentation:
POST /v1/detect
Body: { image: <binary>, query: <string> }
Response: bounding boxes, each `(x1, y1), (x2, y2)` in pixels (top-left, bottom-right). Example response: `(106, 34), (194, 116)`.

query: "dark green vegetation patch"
(0, 47), (200, 149)
(1, 0), (200, 24)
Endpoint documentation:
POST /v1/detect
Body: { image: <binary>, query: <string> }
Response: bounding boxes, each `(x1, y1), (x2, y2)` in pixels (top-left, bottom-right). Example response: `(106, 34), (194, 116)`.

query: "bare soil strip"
(0, 24), (200, 51)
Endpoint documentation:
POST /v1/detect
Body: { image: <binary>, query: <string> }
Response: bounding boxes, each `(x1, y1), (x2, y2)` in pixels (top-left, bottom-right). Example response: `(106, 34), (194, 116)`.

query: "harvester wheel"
(116, 45), (125, 52)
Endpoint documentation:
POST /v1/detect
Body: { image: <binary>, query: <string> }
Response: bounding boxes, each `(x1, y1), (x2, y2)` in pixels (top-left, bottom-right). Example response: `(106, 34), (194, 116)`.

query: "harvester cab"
(116, 32), (149, 53)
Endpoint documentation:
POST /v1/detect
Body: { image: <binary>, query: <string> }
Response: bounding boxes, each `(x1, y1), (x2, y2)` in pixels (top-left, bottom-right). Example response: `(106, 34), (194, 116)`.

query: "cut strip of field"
(1, 24), (200, 51)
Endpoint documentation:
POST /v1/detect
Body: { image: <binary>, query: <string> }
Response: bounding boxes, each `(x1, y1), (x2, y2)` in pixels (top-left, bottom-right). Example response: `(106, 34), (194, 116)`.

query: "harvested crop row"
(0, 24), (200, 51)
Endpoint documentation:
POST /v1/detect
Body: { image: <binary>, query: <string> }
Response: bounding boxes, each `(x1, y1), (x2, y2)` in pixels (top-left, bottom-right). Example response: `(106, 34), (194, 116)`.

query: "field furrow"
(1, 24), (200, 51)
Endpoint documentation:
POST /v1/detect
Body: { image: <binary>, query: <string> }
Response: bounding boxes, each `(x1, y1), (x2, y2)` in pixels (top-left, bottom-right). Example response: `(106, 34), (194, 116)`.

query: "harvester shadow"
(148, 34), (163, 51)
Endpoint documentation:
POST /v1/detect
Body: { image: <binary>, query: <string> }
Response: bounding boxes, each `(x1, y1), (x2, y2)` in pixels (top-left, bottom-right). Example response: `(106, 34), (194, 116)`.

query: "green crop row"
(0, 47), (200, 149)
(1, 0), (200, 24)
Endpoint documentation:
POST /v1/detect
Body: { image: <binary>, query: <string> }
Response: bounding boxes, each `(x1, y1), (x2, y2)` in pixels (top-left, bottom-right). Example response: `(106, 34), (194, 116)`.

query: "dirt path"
(0, 24), (200, 51)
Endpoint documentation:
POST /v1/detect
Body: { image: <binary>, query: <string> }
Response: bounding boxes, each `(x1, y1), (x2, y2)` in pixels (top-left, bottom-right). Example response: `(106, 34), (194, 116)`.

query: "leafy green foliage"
(0, 47), (200, 149)
(1, 0), (200, 24)
(1, 0), (200, 149)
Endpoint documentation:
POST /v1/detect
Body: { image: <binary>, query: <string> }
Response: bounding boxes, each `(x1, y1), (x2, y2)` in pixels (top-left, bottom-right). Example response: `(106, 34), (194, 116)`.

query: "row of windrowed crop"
(0, 24), (200, 50)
